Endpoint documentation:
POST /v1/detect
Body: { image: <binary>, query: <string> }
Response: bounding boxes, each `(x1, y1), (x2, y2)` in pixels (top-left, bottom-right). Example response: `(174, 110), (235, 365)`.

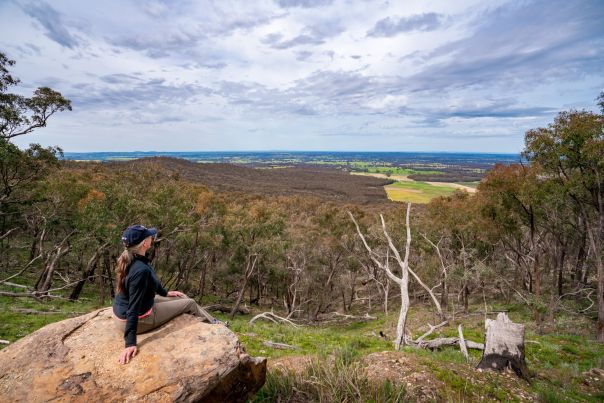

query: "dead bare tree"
(349, 205), (412, 349)
(350, 203), (445, 349)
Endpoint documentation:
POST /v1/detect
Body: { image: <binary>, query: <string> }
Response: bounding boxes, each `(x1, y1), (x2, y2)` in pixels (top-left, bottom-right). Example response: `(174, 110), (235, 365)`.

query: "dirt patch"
(268, 355), (314, 375)
(364, 351), (536, 401)
(363, 351), (445, 401)
(579, 368), (604, 399)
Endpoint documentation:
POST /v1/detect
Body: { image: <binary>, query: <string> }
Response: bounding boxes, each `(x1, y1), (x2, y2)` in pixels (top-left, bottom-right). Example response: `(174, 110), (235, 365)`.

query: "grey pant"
(115, 296), (216, 334)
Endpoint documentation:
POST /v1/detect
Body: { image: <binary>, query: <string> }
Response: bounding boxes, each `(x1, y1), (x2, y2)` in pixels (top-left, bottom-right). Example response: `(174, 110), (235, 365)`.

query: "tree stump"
(477, 312), (529, 380)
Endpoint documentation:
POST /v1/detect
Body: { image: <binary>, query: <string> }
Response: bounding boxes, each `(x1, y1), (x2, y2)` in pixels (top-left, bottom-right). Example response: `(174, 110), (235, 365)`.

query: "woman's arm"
(123, 270), (148, 348)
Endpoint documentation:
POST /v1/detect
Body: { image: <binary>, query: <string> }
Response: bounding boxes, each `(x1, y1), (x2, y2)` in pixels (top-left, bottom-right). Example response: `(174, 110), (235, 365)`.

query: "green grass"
(385, 180), (457, 203)
(217, 313), (393, 359)
(0, 292), (107, 346)
(252, 342), (407, 403)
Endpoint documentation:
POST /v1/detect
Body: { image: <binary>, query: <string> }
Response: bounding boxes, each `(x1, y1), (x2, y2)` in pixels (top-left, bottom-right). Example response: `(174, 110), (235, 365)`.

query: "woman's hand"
(119, 346), (137, 364)
(167, 290), (187, 298)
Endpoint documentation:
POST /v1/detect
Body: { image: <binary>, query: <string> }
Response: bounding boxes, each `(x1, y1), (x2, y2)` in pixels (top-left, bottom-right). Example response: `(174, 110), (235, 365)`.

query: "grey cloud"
(70, 77), (213, 113)
(112, 12), (277, 58)
(21, 1), (80, 48)
(264, 22), (345, 49)
(296, 50), (313, 61)
(275, 0), (333, 8)
(405, 1), (604, 94)
(141, 0), (169, 18)
(200, 61), (227, 69)
(15, 43), (41, 57)
(272, 34), (325, 49)
(99, 74), (142, 84)
(367, 13), (442, 37)
(431, 104), (556, 120)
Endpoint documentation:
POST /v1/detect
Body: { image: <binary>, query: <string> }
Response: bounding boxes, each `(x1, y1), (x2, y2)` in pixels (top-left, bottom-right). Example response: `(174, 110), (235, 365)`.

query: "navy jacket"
(112, 255), (167, 347)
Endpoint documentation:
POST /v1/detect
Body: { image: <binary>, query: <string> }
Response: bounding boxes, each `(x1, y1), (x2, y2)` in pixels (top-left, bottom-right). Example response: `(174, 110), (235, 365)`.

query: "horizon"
(2, 0), (603, 153)
(62, 150), (520, 155)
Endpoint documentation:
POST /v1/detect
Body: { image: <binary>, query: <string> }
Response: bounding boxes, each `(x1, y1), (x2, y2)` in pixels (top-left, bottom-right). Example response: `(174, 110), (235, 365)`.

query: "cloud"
(71, 76), (213, 114)
(110, 6), (279, 58)
(404, 1), (604, 93)
(367, 13), (443, 37)
(275, 0), (334, 9)
(263, 22), (345, 49)
(21, 1), (80, 48)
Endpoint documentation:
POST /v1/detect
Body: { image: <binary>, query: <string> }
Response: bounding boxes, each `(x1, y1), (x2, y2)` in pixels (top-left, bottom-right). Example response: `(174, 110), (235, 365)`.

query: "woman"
(112, 225), (220, 365)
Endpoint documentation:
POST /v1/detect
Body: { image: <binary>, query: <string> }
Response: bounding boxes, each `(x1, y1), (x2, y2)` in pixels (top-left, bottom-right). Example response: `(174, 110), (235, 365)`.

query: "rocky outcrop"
(0, 308), (266, 402)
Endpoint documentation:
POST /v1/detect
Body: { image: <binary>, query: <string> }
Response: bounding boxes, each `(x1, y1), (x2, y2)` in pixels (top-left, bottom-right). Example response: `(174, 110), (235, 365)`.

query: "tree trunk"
(394, 277), (410, 350)
(37, 244), (70, 293)
(477, 313), (529, 379)
(69, 244), (107, 301)
(230, 254), (257, 320)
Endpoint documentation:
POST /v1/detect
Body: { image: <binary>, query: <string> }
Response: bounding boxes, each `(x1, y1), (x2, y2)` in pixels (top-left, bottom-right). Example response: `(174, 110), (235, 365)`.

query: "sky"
(1, 0), (603, 153)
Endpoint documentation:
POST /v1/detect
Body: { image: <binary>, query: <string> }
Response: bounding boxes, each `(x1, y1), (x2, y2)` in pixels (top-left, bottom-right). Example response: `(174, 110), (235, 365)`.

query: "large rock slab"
(0, 308), (266, 402)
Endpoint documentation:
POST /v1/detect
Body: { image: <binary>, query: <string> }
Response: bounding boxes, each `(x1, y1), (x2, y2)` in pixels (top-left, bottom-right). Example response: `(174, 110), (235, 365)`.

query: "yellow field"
(384, 181), (458, 204)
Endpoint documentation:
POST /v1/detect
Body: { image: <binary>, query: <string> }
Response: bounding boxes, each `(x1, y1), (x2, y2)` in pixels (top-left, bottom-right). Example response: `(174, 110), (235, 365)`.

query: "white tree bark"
(349, 204), (412, 350)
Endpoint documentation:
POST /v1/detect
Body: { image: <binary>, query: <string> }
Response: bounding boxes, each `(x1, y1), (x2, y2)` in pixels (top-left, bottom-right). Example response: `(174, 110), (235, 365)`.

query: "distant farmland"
(63, 151), (514, 205)
(384, 181), (457, 203)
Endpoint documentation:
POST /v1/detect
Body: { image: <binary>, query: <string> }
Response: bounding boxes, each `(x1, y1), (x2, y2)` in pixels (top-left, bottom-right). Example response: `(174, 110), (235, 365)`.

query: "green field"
(385, 181), (457, 203)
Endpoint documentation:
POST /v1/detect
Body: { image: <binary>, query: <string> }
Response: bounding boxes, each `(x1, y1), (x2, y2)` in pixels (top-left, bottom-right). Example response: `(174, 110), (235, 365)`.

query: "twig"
(0, 254), (43, 284)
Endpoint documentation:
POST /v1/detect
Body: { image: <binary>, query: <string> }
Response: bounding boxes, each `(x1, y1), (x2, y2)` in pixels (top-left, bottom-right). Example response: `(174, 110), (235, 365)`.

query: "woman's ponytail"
(116, 248), (133, 294)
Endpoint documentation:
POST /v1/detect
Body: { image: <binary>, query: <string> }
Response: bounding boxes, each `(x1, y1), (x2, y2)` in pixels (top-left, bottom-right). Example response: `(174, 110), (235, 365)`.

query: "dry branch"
(414, 320), (448, 344)
(249, 311), (300, 327)
(328, 312), (377, 321)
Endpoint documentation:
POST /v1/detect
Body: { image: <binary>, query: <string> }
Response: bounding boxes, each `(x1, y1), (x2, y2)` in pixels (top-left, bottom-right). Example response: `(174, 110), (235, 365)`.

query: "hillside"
(102, 157), (395, 204)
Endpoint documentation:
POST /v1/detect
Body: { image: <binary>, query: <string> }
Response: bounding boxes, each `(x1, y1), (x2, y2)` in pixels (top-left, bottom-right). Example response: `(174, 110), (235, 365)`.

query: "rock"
(0, 308), (266, 402)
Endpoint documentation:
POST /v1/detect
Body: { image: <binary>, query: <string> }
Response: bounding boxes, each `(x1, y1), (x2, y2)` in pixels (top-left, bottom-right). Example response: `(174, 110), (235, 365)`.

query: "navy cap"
(121, 225), (158, 248)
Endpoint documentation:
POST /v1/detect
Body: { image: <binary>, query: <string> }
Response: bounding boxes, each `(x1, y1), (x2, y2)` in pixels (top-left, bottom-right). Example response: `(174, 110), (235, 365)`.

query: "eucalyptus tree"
(524, 98), (604, 341)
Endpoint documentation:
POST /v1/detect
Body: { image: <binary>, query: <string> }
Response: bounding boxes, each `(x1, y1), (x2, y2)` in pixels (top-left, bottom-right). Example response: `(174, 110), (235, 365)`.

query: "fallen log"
(262, 341), (298, 350)
(476, 312), (529, 380)
(417, 337), (484, 350)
